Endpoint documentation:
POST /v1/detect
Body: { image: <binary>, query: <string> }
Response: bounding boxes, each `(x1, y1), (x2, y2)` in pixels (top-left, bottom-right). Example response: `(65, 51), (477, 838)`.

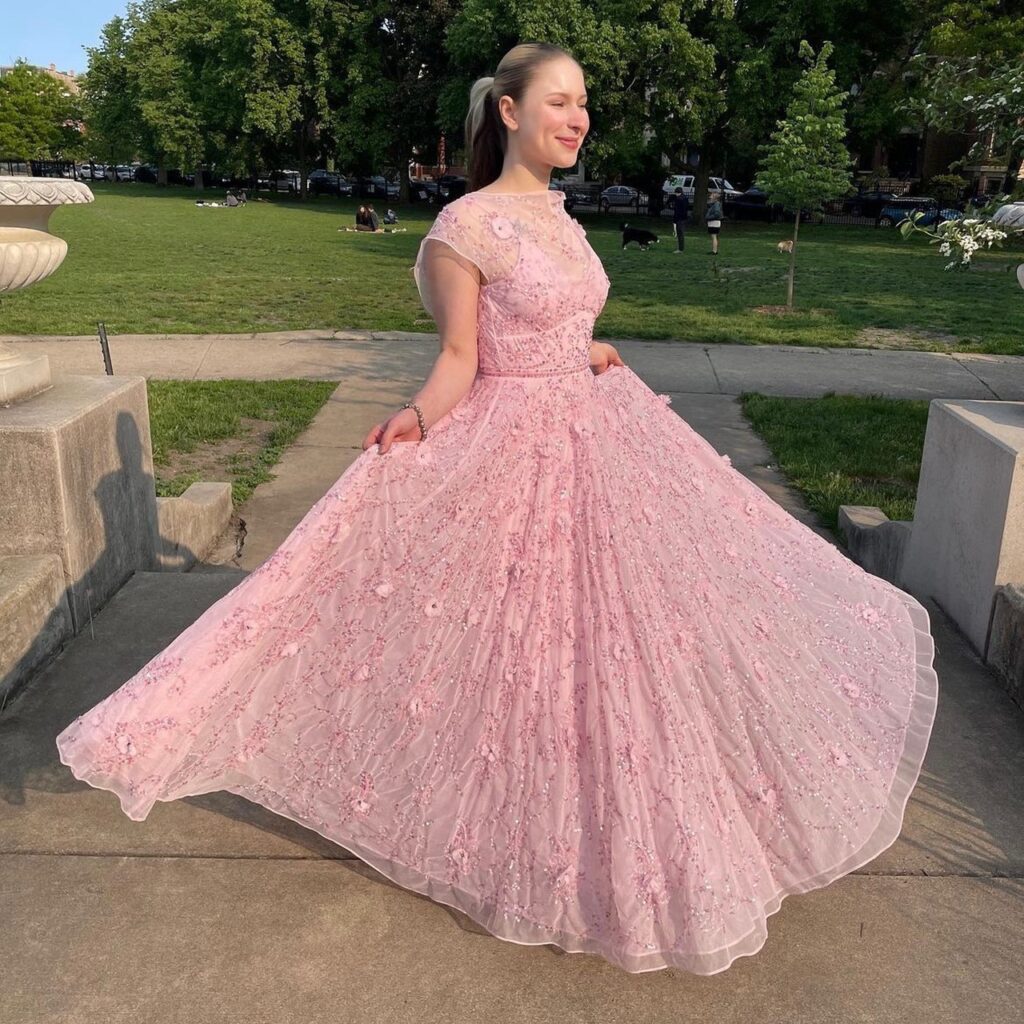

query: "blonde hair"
(465, 42), (580, 191)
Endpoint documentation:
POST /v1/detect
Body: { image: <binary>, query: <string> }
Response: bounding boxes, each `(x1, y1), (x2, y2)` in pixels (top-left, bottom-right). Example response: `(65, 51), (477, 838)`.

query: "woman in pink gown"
(55, 43), (938, 975)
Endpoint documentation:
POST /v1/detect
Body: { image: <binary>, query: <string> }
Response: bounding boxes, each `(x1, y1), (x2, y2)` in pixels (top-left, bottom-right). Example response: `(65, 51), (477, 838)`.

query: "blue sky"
(4, 2), (131, 74)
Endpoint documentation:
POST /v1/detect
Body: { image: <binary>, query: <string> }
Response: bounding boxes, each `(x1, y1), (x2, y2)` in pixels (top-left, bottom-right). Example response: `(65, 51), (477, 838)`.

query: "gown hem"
(54, 579), (939, 976)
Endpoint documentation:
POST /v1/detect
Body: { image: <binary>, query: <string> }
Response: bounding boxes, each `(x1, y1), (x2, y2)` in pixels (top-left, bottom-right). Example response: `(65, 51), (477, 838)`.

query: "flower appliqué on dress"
(490, 215), (514, 240)
(350, 770), (374, 815)
(856, 601), (881, 625)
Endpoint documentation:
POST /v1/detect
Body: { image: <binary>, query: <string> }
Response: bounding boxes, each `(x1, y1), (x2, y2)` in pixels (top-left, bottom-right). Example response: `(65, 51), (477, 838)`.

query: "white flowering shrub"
(900, 203), (1023, 271)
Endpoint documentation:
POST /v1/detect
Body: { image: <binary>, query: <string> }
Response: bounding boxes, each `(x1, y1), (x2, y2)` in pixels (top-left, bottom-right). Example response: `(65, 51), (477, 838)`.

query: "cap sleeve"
(412, 197), (517, 319)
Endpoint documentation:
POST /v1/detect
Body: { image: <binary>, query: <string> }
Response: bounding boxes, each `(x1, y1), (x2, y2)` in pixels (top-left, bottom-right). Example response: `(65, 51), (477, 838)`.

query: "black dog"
(620, 222), (660, 250)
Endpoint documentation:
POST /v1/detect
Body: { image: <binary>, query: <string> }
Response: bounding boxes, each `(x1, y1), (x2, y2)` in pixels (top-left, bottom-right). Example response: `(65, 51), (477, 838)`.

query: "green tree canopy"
(0, 61), (79, 161)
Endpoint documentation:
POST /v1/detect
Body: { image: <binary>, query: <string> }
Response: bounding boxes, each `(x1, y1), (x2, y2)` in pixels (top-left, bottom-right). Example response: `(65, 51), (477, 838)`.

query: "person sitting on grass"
(342, 205), (378, 231)
(340, 202), (407, 233)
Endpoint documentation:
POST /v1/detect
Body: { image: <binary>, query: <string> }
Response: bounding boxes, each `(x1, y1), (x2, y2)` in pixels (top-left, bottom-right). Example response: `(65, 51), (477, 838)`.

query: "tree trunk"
(1003, 145), (1023, 194)
(787, 209), (801, 309)
(646, 170), (664, 218)
(693, 162), (711, 228)
(298, 126), (308, 201)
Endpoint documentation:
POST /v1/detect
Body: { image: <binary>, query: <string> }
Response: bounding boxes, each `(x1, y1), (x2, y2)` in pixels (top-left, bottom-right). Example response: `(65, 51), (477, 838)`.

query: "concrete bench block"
(0, 373), (158, 632)
(0, 553), (72, 703)
(984, 584), (1024, 712)
(156, 482), (233, 571)
(901, 400), (1024, 659)
(837, 505), (913, 585)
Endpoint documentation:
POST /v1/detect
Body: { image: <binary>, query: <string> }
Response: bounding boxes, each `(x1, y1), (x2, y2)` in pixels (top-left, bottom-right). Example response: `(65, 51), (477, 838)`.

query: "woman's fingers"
(378, 423), (398, 454)
(362, 422), (383, 450)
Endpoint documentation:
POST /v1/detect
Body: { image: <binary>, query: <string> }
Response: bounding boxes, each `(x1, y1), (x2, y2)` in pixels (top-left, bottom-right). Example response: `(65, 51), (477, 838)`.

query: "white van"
(662, 174), (742, 201)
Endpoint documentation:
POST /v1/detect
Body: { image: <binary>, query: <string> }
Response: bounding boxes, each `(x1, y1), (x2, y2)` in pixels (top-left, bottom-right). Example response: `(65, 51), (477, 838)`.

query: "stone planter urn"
(0, 176), (94, 404)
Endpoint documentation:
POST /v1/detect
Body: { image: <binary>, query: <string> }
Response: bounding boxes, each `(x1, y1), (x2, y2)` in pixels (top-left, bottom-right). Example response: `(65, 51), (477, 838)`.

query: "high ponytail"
(464, 42), (579, 193)
(465, 77), (502, 192)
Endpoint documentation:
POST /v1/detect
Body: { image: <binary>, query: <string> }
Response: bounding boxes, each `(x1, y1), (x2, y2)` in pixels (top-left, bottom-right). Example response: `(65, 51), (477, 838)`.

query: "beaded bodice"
(413, 190), (611, 375)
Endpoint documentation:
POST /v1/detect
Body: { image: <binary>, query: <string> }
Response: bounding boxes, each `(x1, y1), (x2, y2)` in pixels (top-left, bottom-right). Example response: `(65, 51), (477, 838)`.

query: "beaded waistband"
(477, 362), (591, 378)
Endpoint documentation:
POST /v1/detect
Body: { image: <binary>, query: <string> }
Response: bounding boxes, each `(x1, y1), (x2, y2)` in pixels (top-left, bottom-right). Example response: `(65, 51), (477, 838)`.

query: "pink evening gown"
(56, 188), (939, 975)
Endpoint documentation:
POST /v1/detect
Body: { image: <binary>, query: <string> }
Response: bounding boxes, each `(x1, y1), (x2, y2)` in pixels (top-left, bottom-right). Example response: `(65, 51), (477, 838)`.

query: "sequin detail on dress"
(56, 188), (939, 976)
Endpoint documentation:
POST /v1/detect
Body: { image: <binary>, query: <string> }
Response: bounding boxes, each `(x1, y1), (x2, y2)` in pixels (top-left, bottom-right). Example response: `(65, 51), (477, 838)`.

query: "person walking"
(706, 189), (724, 254)
(671, 185), (689, 252)
(57, 42), (938, 978)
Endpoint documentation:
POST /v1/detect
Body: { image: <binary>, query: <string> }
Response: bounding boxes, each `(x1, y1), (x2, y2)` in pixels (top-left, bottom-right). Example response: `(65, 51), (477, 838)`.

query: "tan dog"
(776, 239), (794, 254)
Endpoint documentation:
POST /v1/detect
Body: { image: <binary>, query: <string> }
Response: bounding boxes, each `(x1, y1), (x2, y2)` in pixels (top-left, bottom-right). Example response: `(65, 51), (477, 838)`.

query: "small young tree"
(755, 40), (853, 308)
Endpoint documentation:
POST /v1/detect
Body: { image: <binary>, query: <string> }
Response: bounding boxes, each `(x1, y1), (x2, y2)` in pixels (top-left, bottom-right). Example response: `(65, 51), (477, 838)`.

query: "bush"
(924, 174), (969, 204)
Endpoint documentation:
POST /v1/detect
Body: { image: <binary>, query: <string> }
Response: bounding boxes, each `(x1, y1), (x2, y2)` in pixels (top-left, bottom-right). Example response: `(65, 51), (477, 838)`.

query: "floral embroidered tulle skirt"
(56, 363), (939, 975)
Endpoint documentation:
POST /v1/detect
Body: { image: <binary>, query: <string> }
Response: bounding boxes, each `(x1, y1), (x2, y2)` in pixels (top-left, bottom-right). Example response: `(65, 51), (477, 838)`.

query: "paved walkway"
(3, 329), (1023, 1022)
(5, 327), (1024, 399)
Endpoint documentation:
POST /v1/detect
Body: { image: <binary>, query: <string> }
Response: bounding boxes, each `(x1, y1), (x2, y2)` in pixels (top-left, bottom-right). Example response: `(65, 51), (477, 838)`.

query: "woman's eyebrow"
(547, 90), (588, 99)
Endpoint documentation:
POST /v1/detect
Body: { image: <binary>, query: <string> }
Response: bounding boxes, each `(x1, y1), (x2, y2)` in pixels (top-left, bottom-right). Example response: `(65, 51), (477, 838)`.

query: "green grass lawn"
(740, 391), (929, 535)
(3, 182), (1021, 352)
(147, 378), (338, 503)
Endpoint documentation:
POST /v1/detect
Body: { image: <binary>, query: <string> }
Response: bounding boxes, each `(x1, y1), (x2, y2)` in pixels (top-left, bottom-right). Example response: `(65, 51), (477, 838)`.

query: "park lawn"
(740, 391), (928, 536)
(3, 182), (1021, 353)
(147, 378), (338, 504)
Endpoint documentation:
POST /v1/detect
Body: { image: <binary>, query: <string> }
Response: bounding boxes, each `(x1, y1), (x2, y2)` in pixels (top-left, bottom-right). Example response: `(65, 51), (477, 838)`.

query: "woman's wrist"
(401, 401), (429, 440)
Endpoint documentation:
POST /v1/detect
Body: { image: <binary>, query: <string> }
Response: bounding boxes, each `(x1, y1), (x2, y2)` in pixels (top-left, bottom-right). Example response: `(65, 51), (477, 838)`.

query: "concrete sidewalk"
(2, 331), (1023, 1023)
(6, 327), (1024, 399)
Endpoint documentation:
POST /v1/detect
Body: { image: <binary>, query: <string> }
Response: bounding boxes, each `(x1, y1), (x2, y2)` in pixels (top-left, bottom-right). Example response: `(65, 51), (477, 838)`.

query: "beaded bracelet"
(401, 401), (428, 441)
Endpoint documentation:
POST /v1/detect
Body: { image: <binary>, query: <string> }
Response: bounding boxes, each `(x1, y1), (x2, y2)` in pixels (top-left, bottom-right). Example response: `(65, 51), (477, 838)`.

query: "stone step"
(0, 553), (72, 706)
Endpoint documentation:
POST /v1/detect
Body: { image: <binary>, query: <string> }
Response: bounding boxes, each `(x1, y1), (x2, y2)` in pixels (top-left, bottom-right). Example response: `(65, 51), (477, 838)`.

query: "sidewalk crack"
(951, 355), (1002, 399)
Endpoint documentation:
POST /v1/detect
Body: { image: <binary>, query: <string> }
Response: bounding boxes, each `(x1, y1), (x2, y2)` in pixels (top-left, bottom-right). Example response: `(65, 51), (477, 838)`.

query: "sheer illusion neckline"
(473, 189), (565, 200)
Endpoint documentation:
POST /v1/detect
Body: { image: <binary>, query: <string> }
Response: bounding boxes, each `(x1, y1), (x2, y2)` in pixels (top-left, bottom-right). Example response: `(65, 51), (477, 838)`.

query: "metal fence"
(0, 158), (79, 178)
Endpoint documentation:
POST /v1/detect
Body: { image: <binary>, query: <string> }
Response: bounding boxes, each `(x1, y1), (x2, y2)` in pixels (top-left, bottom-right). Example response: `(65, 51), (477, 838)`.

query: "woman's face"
(498, 56), (589, 172)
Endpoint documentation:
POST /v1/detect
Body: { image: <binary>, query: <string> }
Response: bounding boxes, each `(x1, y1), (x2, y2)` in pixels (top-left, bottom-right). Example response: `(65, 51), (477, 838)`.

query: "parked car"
(841, 189), (898, 219)
(410, 179), (442, 203)
(355, 174), (400, 198)
(256, 170), (301, 192)
(723, 186), (783, 222)
(436, 174), (467, 199)
(307, 170), (352, 197)
(992, 201), (1024, 229)
(599, 185), (648, 211)
(876, 197), (963, 227)
(548, 179), (577, 212)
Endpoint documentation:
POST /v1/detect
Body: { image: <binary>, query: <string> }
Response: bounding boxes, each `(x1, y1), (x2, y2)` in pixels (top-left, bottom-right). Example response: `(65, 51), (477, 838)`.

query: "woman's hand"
(589, 342), (625, 375)
(362, 407), (423, 454)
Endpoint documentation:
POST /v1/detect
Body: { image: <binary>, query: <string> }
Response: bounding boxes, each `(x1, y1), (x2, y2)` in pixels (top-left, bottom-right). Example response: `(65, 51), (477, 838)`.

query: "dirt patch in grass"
(157, 416), (277, 483)
(753, 305), (834, 316)
(854, 327), (962, 350)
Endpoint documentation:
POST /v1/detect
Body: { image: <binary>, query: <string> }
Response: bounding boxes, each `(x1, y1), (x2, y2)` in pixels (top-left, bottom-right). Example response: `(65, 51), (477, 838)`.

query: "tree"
(81, 15), (144, 172)
(905, 1), (1024, 191)
(0, 61), (78, 161)
(755, 40), (853, 308)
